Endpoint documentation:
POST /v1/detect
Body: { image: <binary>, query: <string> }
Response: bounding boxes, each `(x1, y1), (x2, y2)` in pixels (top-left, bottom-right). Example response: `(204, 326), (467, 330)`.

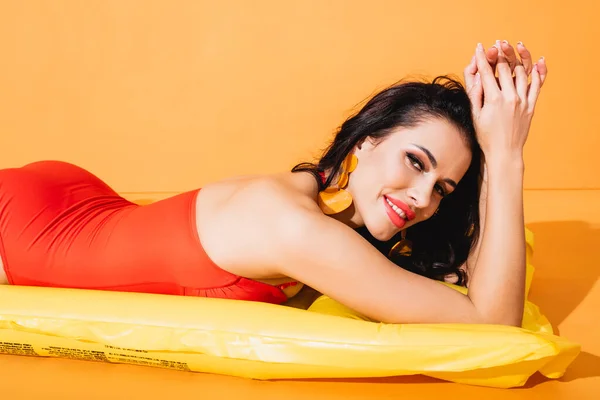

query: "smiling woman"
(0, 40), (547, 326)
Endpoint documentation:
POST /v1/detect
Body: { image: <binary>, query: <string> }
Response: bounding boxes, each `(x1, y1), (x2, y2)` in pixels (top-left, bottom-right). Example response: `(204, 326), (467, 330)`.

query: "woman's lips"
(383, 196), (406, 229)
(384, 195), (416, 221)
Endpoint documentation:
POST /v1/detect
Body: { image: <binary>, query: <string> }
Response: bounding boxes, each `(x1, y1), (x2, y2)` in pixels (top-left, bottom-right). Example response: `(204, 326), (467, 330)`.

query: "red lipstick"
(384, 195), (416, 221)
(384, 197), (406, 229)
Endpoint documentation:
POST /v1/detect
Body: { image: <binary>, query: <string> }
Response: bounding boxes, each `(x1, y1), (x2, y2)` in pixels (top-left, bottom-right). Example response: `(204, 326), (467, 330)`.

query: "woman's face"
(348, 117), (472, 241)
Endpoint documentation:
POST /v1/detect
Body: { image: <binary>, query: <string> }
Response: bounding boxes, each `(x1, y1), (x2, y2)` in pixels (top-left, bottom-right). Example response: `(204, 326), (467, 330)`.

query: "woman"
(0, 40), (547, 326)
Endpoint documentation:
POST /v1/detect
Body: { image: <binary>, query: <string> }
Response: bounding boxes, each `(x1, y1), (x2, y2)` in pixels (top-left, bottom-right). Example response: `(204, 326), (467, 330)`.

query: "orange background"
(1, 1), (599, 399)
(0, 0), (599, 193)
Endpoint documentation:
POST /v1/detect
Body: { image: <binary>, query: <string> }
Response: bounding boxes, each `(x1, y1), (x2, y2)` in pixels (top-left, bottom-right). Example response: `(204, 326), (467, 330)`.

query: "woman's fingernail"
(517, 41), (525, 47)
(502, 40), (509, 45)
(540, 56), (545, 62)
(476, 43), (483, 51)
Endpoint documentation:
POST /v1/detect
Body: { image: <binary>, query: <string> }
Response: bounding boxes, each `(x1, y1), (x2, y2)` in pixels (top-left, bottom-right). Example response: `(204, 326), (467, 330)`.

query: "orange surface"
(1, 0), (599, 398)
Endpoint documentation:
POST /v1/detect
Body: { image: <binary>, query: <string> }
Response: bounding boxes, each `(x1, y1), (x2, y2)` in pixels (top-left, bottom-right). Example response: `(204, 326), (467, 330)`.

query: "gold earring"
(317, 153), (358, 215)
(388, 229), (412, 258)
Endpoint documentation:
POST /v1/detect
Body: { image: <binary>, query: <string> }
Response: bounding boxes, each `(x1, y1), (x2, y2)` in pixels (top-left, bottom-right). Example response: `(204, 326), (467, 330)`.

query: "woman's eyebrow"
(444, 178), (458, 189)
(411, 144), (437, 168)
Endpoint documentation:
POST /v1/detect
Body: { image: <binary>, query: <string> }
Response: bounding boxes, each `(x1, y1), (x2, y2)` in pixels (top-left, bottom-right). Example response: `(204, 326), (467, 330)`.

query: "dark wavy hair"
(292, 75), (482, 286)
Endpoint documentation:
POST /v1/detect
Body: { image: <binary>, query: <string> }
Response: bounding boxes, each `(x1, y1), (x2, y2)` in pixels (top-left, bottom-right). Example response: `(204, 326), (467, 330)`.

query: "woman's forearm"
(465, 160), (488, 280)
(466, 154), (526, 326)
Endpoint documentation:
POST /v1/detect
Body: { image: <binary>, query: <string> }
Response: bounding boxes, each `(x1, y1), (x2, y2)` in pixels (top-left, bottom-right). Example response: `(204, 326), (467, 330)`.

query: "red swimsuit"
(0, 160), (289, 304)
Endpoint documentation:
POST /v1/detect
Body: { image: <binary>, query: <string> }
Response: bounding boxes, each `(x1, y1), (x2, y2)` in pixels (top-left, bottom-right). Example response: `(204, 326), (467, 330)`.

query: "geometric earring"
(317, 153), (358, 215)
(388, 229), (413, 258)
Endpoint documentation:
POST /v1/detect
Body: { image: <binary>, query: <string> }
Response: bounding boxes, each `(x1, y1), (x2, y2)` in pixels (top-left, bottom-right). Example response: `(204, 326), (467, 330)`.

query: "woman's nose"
(408, 184), (432, 210)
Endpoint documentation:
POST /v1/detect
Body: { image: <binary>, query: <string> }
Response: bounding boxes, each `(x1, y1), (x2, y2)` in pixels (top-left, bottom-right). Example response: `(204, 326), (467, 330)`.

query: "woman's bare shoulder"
(198, 171), (320, 216)
(194, 171), (324, 277)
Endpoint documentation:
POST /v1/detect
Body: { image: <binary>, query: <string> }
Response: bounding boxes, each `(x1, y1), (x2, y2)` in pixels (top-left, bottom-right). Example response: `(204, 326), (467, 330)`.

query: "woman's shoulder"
(194, 171), (327, 276)
(200, 171), (321, 214)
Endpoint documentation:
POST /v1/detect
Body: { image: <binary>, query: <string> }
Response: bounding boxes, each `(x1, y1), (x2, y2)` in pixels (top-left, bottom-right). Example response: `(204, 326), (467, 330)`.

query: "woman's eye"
(407, 154), (423, 171)
(435, 184), (446, 197)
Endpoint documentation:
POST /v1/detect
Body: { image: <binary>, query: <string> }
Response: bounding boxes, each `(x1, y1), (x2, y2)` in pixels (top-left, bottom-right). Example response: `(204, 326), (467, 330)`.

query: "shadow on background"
(525, 221), (600, 328)
(521, 220), (600, 386)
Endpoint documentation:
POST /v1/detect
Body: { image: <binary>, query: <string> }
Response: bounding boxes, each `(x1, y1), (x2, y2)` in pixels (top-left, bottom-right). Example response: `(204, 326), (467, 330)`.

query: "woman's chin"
(363, 223), (397, 242)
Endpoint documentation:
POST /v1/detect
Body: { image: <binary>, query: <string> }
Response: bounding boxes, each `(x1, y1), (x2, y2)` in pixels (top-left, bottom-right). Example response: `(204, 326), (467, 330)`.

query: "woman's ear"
(355, 139), (365, 151)
(354, 136), (373, 154)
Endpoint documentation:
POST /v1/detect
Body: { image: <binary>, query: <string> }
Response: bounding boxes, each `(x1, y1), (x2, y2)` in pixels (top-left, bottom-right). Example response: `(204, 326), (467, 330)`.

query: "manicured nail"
(517, 41), (524, 47)
(476, 43), (483, 51)
(540, 56), (545, 61)
(502, 40), (509, 45)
